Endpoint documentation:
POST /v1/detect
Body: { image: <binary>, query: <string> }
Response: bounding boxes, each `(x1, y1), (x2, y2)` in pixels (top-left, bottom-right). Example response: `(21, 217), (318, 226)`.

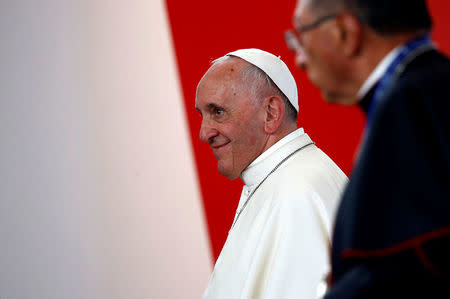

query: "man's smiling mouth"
(212, 141), (231, 156)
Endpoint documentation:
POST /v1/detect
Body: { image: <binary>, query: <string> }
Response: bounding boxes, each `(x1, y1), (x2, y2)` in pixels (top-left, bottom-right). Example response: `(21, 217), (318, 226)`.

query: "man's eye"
(215, 108), (224, 116)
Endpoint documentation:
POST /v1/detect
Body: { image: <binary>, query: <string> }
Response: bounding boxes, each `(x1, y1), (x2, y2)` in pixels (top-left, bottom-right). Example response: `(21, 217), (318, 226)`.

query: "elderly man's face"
(195, 59), (267, 180)
(293, 0), (352, 103)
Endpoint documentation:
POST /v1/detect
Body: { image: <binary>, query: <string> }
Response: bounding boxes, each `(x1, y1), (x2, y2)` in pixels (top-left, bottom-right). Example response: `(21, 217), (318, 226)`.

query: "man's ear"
(334, 13), (362, 57)
(263, 96), (284, 134)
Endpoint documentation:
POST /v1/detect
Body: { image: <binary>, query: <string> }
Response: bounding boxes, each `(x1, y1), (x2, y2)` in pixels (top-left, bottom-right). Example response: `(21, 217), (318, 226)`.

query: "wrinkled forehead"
(293, 0), (313, 23)
(195, 58), (250, 105)
(198, 58), (248, 91)
(295, 0), (345, 19)
(209, 56), (249, 79)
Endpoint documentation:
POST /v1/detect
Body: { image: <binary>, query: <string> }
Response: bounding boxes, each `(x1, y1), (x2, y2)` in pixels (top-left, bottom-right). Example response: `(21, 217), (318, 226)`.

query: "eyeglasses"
(285, 14), (338, 53)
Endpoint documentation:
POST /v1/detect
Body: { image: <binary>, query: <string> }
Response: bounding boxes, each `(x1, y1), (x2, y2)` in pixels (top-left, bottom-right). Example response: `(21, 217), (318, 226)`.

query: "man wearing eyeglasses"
(286, 0), (450, 297)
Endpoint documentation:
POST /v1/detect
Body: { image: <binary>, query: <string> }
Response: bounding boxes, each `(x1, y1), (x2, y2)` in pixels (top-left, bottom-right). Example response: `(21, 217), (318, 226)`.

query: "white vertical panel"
(0, 1), (99, 298)
(83, 0), (212, 298)
(0, 0), (211, 298)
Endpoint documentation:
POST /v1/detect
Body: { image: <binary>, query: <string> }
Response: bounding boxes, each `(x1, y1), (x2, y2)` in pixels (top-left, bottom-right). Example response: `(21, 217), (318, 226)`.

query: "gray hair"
(308, 0), (432, 35)
(212, 56), (298, 122)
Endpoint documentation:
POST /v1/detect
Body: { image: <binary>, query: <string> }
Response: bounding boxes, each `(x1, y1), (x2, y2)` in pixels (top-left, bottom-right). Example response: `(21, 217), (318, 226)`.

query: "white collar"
(357, 45), (402, 100)
(240, 128), (311, 186)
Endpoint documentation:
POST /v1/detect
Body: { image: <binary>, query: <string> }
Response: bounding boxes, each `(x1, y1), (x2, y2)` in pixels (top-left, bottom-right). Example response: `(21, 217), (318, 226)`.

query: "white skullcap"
(226, 48), (299, 112)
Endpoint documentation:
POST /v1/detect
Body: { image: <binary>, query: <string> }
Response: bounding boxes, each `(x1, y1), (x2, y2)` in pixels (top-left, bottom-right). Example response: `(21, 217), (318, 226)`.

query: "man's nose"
(295, 47), (307, 70)
(199, 119), (218, 143)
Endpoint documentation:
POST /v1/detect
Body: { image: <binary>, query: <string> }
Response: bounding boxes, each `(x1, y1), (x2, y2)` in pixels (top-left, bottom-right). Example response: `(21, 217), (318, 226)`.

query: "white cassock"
(203, 128), (348, 299)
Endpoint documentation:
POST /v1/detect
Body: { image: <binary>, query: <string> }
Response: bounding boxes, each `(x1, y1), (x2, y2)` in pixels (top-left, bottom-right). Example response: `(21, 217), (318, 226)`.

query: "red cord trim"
(413, 245), (442, 277)
(341, 225), (450, 259)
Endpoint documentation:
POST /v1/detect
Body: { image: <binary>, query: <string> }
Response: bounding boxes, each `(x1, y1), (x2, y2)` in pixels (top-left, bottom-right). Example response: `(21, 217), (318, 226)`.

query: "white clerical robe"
(203, 128), (348, 299)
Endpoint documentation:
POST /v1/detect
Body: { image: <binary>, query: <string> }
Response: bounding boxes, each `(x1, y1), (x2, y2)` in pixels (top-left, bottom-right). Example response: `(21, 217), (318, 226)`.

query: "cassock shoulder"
(335, 49), (450, 252)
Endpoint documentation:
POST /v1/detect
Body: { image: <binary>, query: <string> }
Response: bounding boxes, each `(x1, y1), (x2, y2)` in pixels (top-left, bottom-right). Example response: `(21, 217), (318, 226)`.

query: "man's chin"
(322, 90), (358, 106)
(218, 164), (239, 180)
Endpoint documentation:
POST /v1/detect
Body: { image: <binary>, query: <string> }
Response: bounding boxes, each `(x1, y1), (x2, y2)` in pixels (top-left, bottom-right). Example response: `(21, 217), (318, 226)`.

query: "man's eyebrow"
(196, 103), (225, 115)
(207, 103), (225, 111)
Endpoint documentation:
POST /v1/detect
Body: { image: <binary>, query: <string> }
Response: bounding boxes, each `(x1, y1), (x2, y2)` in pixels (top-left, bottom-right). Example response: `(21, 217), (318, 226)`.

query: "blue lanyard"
(366, 34), (434, 128)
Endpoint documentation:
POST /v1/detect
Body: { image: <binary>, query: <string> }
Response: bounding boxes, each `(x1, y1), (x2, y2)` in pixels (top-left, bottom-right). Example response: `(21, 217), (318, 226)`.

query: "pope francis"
(195, 48), (348, 299)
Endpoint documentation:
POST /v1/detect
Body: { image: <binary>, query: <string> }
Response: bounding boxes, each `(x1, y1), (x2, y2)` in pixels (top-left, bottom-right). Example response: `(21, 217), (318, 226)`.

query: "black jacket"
(325, 49), (450, 298)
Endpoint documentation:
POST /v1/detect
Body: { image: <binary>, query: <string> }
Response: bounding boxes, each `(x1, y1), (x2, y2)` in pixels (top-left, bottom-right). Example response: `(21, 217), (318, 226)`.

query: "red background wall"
(165, 0), (450, 260)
